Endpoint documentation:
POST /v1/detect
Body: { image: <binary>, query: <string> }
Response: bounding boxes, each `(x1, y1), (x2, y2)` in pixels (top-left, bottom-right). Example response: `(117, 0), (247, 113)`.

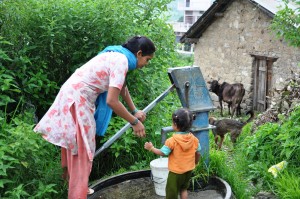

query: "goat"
(207, 80), (245, 117)
(209, 110), (254, 149)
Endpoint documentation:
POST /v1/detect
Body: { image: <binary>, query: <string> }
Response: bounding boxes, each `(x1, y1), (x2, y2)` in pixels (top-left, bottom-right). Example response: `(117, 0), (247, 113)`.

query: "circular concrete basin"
(88, 170), (232, 199)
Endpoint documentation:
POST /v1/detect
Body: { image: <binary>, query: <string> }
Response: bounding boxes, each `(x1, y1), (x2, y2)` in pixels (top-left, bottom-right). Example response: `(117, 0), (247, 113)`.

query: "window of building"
(186, 0), (190, 7)
(185, 16), (194, 24)
(186, 11), (193, 15)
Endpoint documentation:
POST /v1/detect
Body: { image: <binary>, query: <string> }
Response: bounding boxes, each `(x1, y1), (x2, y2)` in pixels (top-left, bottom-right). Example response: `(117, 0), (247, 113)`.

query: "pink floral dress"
(34, 52), (128, 161)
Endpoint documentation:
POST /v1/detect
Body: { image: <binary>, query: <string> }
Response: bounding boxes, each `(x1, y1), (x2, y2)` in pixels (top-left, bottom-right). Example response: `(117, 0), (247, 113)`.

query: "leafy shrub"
(242, 106), (300, 171)
(231, 105), (300, 197)
(0, 37), (20, 114)
(0, 110), (67, 198)
(0, 0), (177, 118)
(271, 0), (300, 47)
(0, 35), (58, 120)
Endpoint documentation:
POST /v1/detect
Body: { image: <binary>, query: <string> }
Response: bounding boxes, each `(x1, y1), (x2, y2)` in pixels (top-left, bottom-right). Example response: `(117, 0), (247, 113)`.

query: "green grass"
(274, 171), (300, 199)
(206, 106), (300, 198)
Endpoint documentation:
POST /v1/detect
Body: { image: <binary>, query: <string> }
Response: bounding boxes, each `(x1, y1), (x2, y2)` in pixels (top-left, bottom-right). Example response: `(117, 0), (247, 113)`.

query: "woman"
(34, 36), (156, 198)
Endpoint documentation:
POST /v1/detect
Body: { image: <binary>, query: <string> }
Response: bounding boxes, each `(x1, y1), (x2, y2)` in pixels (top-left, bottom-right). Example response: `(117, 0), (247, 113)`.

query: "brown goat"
(209, 110), (254, 149)
(207, 80), (245, 117)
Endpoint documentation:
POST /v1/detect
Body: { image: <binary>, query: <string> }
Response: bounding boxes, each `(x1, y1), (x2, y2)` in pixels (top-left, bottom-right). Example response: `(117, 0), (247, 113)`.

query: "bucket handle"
(150, 171), (167, 184)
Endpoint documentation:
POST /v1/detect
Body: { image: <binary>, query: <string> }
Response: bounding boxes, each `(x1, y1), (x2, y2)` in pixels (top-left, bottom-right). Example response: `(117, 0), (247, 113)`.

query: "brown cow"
(207, 80), (245, 117)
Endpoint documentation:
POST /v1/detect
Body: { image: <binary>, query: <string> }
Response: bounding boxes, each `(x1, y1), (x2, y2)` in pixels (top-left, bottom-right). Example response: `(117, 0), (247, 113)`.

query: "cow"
(207, 80), (245, 117)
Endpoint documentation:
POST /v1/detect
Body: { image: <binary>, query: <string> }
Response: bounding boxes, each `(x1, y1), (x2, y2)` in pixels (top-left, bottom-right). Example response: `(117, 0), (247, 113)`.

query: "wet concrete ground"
(89, 177), (223, 199)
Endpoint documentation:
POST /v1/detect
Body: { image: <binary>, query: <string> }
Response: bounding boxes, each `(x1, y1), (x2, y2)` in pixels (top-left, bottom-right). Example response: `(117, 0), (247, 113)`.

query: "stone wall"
(194, 0), (300, 111)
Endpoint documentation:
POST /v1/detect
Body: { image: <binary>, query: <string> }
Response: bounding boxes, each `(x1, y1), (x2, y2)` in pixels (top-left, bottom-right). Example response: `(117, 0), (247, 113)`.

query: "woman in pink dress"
(34, 36), (156, 199)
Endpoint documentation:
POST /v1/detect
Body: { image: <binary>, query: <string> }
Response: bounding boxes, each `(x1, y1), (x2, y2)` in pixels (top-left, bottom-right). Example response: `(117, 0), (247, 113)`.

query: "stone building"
(180, 0), (300, 112)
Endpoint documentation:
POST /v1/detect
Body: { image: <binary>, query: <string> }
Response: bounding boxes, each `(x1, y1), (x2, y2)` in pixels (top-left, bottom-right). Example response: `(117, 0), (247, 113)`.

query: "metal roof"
(180, 0), (297, 43)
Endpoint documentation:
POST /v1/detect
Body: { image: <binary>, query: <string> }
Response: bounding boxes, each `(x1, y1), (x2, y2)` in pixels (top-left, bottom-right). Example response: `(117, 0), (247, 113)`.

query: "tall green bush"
(0, 110), (67, 198)
(0, 37), (18, 109)
(0, 0), (177, 118)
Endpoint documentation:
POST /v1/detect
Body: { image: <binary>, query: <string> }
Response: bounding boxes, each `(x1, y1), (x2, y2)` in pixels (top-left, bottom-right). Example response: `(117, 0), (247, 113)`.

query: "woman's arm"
(120, 84), (146, 122)
(120, 84), (136, 112)
(107, 86), (145, 137)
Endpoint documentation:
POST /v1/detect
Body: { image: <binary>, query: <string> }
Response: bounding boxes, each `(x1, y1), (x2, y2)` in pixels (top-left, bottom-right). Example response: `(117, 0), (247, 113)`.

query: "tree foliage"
(0, 0), (177, 118)
(271, 0), (300, 47)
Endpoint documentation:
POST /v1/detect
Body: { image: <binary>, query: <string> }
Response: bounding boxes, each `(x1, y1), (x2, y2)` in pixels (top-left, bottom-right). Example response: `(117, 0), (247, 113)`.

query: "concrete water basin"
(88, 170), (232, 199)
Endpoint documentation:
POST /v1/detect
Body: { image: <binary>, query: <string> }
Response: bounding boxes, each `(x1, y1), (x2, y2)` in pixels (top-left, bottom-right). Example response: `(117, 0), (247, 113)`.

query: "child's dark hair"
(172, 108), (195, 132)
(122, 36), (156, 56)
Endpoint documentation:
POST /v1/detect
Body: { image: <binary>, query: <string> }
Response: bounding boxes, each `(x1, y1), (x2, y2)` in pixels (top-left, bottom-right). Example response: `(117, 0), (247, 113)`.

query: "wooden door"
(251, 55), (278, 111)
(257, 59), (267, 111)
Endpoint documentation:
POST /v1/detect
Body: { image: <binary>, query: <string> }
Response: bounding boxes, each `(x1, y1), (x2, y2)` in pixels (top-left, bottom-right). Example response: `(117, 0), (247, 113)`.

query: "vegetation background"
(0, 0), (299, 198)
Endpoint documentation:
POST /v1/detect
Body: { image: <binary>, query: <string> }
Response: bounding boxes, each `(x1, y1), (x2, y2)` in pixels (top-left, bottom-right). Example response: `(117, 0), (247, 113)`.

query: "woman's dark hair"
(172, 108), (195, 132)
(122, 36), (156, 56)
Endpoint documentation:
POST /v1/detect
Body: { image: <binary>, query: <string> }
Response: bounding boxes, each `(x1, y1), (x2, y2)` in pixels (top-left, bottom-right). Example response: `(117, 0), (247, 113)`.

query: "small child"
(144, 108), (201, 199)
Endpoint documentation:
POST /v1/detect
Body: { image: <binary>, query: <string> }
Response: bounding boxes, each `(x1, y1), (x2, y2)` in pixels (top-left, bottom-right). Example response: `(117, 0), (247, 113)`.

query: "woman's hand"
(132, 121), (146, 137)
(134, 110), (146, 122)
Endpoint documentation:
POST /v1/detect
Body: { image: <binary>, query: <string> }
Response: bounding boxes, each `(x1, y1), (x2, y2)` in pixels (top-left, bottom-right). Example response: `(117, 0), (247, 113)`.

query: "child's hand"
(144, 142), (153, 151)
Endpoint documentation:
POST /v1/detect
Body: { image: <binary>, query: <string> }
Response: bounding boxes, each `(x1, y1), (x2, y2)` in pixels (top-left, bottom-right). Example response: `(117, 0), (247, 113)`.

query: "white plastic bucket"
(150, 157), (169, 196)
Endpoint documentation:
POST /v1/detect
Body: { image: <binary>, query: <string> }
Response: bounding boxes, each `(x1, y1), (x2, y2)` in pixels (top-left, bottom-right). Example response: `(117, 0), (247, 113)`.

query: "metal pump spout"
(168, 66), (216, 166)
(160, 126), (174, 144)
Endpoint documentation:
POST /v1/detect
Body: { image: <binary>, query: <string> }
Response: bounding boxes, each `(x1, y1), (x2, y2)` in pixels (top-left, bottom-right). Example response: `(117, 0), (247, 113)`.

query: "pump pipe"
(94, 84), (176, 158)
(160, 126), (174, 144)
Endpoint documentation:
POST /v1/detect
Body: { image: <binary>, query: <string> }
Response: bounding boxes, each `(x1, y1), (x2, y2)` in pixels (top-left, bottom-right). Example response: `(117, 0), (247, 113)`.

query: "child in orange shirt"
(144, 108), (201, 199)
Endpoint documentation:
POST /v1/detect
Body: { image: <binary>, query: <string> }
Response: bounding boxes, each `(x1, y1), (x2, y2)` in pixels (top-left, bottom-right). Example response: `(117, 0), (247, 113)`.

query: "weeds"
(274, 171), (300, 199)
(191, 105), (300, 198)
(0, 108), (67, 198)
